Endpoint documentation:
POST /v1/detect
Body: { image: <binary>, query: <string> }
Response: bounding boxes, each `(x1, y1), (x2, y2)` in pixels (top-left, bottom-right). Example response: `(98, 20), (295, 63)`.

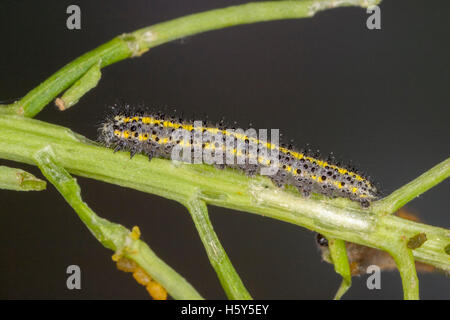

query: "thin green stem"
(385, 244), (419, 300)
(0, 0), (381, 118)
(185, 198), (252, 300)
(0, 114), (448, 300)
(125, 239), (203, 300)
(1, 37), (130, 117)
(33, 146), (203, 300)
(0, 165), (46, 191)
(327, 238), (352, 300)
(372, 158), (450, 215)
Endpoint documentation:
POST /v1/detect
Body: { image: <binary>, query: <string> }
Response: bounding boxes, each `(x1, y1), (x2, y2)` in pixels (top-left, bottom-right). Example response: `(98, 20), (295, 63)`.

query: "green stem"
(185, 198), (252, 300)
(327, 238), (352, 300)
(0, 0), (443, 299)
(385, 244), (419, 300)
(55, 61), (102, 111)
(1, 37), (130, 117)
(0, 165), (46, 191)
(0, 114), (448, 300)
(372, 158), (450, 215)
(33, 146), (203, 300)
(0, 0), (381, 118)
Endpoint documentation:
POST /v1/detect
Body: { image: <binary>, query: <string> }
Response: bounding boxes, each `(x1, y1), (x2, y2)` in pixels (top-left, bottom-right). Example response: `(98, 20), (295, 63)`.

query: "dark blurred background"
(0, 0), (448, 299)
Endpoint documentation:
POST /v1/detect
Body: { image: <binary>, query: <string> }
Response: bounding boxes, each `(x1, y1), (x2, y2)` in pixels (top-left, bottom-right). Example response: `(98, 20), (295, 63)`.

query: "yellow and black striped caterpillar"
(99, 106), (380, 207)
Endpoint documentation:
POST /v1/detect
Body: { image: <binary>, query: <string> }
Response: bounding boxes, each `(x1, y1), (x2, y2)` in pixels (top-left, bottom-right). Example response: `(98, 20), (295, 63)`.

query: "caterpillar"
(98, 106), (380, 207)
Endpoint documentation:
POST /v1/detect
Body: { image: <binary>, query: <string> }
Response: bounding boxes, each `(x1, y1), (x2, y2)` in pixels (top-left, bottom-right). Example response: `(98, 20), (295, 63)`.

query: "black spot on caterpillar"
(98, 105), (380, 207)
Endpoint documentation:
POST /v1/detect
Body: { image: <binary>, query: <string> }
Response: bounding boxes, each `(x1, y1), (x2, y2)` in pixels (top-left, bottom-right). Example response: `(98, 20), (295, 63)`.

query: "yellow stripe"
(115, 115), (371, 190)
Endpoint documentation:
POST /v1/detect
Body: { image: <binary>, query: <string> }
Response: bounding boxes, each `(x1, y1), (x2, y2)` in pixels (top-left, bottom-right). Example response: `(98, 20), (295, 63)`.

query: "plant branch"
(0, 165), (46, 191)
(385, 243), (419, 300)
(0, 114), (448, 300)
(327, 238), (352, 300)
(33, 146), (203, 300)
(0, 0), (381, 117)
(185, 198), (252, 300)
(55, 61), (101, 111)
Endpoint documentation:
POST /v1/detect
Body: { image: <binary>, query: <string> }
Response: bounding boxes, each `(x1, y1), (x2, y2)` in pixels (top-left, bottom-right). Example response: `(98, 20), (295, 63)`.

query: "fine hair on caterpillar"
(99, 105), (380, 207)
